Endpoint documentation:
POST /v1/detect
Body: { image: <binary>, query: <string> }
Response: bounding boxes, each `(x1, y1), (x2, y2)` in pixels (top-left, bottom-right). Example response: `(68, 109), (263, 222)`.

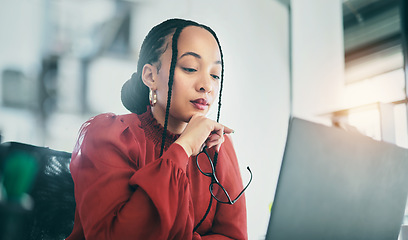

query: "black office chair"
(0, 142), (75, 240)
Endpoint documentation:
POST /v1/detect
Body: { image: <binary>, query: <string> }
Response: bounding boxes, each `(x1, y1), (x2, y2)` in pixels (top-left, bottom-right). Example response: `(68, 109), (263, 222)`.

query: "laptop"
(265, 117), (408, 240)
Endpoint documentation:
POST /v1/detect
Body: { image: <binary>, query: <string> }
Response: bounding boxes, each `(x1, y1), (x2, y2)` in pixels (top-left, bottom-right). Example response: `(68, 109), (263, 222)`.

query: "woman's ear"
(141, 63), (158, 90)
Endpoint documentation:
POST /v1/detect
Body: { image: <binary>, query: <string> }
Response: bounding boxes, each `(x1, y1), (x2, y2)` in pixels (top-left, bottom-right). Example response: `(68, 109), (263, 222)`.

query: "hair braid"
(192, 26), (225, 232)
(159, 26), (185, 157)
(200, 26), (224, 167)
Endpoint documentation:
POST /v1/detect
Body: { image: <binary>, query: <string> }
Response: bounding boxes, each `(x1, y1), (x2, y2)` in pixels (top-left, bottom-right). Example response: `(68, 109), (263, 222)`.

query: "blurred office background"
(0, 0), (407, 239)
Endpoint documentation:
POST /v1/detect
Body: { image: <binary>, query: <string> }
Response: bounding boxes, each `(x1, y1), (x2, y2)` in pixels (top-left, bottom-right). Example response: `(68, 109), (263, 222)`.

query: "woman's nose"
(197, 74), (213, 93)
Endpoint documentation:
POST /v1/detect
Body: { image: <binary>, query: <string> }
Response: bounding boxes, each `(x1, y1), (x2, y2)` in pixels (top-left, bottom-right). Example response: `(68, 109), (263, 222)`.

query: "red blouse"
(66, 108), (248, 240)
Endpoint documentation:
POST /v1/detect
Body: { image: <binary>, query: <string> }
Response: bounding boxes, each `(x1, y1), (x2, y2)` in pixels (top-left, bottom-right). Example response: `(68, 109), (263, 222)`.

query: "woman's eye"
(182, 67), (197, 73)
(211, 74), (220, 80)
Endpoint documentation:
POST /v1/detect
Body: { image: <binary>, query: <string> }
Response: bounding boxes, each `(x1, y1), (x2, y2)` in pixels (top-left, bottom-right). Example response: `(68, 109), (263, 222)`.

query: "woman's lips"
(191, 98), (209, 110)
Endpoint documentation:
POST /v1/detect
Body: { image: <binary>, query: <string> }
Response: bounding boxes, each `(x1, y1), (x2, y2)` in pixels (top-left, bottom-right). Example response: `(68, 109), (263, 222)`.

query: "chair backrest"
(0, 141), (75, 240)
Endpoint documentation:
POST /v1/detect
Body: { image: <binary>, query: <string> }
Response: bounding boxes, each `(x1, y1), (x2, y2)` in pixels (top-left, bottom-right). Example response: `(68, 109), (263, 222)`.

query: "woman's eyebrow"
(179, 51), (201, 59)
(179, 51), (222, 65)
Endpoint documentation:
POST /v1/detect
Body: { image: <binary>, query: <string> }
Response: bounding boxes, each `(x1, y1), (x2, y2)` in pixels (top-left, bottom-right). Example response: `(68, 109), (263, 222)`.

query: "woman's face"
(151, 26), (222, 128)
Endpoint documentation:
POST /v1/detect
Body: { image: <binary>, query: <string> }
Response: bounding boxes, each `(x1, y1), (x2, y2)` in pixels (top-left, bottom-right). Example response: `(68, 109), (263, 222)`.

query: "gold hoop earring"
(149, 89), (157, 106)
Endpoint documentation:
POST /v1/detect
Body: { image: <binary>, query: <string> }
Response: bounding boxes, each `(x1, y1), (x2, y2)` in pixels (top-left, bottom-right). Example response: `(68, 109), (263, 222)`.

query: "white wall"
(0, 0), (46, 145)
(131, 1), (291, 239)
(0, 0), (45, 74)
(291, 0), (345, 122)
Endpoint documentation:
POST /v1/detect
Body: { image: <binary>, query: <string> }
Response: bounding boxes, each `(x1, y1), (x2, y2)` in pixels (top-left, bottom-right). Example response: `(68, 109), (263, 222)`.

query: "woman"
(67, 18), (249, 240)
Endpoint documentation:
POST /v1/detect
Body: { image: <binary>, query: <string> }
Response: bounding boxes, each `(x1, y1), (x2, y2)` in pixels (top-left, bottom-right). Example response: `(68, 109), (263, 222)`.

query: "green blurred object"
(0, 142), (75, 240)
(2, 150), (38, 201)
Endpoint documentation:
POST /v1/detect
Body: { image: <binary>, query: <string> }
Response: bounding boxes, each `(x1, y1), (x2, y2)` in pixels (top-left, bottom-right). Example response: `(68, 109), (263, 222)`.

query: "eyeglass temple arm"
(227, 166), (253, 204)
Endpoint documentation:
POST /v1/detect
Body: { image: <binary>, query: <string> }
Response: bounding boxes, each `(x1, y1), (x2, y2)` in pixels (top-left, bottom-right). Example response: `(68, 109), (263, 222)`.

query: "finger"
(216, 140), (224, 152)
(223, 125), (234, 134)
(217, 143), (221, 153)
(206, 134), (220, 143)
(212, 124), (234, 135)
(206, 139), (221, 149)
(205, 139), (217, 149)
(211, 123), (225, 138)
(207, 142), (223, 152)
(206, 135), (225, 151)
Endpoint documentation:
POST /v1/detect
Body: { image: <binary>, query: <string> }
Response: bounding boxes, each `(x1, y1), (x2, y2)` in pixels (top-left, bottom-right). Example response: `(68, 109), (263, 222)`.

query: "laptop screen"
(266, 117), (408, 240)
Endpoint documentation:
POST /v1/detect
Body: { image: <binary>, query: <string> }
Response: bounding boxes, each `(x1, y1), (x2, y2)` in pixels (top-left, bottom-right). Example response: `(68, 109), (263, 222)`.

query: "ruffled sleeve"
(68, 113), (195, 240)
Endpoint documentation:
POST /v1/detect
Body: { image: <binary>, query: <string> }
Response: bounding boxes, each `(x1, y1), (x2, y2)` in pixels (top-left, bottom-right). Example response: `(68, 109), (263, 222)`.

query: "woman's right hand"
(175, 114), (234, 157)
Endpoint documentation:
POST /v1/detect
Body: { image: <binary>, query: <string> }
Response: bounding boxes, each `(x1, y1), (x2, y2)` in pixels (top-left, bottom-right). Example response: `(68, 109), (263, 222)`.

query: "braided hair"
(121, 18), (225, 157)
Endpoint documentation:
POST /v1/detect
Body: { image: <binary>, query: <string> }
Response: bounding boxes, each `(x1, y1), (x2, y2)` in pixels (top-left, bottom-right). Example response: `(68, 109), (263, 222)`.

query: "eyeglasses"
(196, 146), (252, 204)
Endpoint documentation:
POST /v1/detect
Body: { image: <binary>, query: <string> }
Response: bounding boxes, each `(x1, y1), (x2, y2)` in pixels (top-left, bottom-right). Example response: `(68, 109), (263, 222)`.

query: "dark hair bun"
(121, 72), (149, 114)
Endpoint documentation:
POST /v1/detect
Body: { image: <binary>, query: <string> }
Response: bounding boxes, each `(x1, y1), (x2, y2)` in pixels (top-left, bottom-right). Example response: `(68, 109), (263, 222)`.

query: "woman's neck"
(151, 107), (187, 135)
